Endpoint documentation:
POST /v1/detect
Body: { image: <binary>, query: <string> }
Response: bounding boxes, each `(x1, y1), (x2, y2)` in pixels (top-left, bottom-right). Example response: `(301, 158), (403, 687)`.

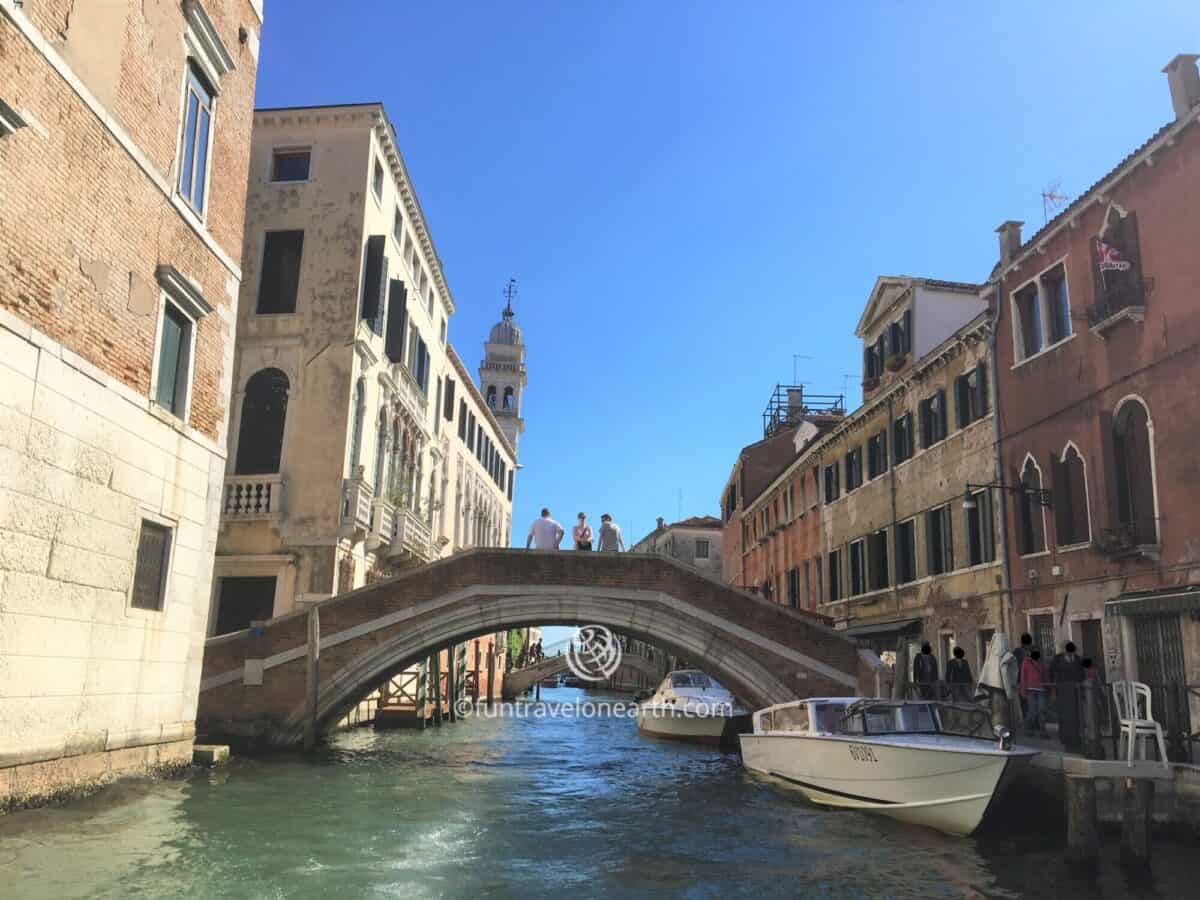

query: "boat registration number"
(847, 743), (879, 763)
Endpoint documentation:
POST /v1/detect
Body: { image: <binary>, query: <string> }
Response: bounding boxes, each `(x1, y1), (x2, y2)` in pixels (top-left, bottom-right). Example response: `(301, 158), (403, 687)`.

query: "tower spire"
(502, 277), (516, 320)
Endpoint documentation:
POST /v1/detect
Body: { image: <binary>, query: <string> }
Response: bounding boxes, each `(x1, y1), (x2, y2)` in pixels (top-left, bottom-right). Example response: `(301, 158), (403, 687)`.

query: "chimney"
(1163, 54), (1200, 120)
(996, 220), (1024, 266)
(656, 517), (665, 530)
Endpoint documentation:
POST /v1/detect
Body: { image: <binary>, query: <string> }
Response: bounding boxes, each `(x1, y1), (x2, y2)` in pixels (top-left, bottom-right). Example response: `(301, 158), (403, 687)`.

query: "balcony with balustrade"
(384, 505), (434, 564)
(340, 473), (374, 538)
(222, 475), (284, 523)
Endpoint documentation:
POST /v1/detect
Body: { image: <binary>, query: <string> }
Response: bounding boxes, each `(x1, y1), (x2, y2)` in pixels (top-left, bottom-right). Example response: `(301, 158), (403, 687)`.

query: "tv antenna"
(1041, 180), (1069, 224)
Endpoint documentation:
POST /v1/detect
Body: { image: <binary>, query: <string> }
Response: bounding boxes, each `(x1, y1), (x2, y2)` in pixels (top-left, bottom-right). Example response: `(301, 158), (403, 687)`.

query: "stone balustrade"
(223, 474), (283, 520)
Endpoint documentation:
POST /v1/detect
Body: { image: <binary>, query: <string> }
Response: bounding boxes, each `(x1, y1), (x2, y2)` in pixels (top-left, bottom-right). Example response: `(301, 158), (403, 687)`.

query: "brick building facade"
(0, 0), (261, 807)
(990, 56), (1200, 743)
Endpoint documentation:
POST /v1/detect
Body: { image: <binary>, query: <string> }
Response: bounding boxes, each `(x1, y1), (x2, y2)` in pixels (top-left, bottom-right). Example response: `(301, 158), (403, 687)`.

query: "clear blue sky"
(255, 1), (1197, 550)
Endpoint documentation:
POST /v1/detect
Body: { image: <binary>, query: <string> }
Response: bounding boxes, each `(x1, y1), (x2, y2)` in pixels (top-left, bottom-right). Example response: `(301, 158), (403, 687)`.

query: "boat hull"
(739, 733), (1032, 836)
(636, 707), (749, 746)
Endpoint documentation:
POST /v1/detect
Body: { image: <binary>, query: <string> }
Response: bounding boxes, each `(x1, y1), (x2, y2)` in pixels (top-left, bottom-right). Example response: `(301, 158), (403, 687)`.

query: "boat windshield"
(840, 701), (994, 739)
(670, 672), (711, 689)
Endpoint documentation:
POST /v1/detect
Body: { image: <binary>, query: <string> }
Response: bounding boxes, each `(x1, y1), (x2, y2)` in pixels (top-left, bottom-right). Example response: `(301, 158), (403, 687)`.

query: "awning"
(1104, 585), (1200, 618)
(842, 617), (923, 637)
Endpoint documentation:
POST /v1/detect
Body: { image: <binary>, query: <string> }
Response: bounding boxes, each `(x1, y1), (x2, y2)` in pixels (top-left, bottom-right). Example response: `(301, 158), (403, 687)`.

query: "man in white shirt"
(526, 508), (565, 550)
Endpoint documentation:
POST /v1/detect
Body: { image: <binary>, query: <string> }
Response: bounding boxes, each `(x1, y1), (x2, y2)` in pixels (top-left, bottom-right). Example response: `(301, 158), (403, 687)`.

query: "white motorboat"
(739, 698), (1036, 836)
(635, 670), (750, 746)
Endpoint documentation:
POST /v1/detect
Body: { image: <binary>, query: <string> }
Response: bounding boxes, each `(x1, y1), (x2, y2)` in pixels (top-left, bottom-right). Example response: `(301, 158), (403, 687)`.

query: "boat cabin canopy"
(670, 671), (712, 689)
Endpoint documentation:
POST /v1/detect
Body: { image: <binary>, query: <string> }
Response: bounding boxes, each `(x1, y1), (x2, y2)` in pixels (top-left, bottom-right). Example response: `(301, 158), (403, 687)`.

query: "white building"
(630, 516), (724, 577)
(213, 102), (522, 636)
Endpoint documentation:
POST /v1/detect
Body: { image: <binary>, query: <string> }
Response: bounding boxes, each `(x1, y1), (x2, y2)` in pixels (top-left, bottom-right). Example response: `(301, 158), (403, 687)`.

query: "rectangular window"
(433, 378), (442, 435)
(868, 529), (889, 591)
(385, 279), (409, 364)
(372, 157), (384, 202)
(393, 207), (404, 242)
(458, 401), (468, 439)
(824, 463), (840, 502)
(130, 520), (172, 611)
(966, 489), (995, 566)
(893, 412), (914, 464)
(895, 519), (916, 584)
(696, 539), (710, 559)
(414, 338), (429, 394)
(177, 65), (214, 215)
(919, 390), (948, 448)
(154, 300), (193, 418)
(926, 504), (954, 575)
(1044, 265), (1071, 344)
(360, 235), (388, 335)
(271, 148), (310, 182)
(867, 429), (888, 479)
(444, 378), (456, 420)
(786, 567), (800, 608)
(1014, 283), (1043, 360)
(844, 447), (863, 491)
(954, 363), (989, 429)
(827, 549), (842, 602)
(507, 470), (514, 501)
(257, 230), (304, 314)
(888, 309), (911, 357)
(849, 540), (866, 596)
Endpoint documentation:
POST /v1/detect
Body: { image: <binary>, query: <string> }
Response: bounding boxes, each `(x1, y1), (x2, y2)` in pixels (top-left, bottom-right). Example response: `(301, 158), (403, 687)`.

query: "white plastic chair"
(1111, 680), (1169, 768)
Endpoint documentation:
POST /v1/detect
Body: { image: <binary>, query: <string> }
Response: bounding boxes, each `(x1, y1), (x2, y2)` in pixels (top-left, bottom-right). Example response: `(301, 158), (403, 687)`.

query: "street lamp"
(962, 481), (1053, 510)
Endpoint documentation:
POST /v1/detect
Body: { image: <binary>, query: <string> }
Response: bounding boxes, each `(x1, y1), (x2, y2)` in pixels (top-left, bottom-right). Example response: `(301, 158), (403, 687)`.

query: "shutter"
(384, 279), (408, 362)
(864, 346), (874, 378)
(361, 235), (387, 332)
(981, 490), (995, 562)
(941, 507), (954, 571)
(1051, 453), (1071, 545)
(919, 400), (929, 448)
(444, 378), (456, 419)
(936, 390), (948, 440)
(880, 429), (888, 470)
(1096, 411), (1120, 528)
(902, 309), (912, 352)
(954, 376), (968, 429)
(926, 511), (938, 575)
(975, 361), (989, 417)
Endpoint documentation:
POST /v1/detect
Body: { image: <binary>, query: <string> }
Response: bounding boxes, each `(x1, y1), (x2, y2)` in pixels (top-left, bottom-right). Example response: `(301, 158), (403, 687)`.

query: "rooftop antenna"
(1041, 180), (1069, 224)
(502, 277), (517, 318)
(792, 354), (813, 383)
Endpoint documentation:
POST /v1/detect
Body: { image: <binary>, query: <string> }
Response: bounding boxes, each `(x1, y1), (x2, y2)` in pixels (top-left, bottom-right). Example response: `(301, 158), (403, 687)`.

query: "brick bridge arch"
(197, 550), (872, 746)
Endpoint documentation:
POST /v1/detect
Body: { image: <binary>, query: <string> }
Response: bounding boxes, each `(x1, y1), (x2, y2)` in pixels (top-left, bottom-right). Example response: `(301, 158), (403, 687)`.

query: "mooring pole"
(1121, 777), (1154, 866)
(487, 643), (496, 708)
(432, 651), (443, 726)
(447, 643), (458, 723)
(1065, 775), (1098, 863)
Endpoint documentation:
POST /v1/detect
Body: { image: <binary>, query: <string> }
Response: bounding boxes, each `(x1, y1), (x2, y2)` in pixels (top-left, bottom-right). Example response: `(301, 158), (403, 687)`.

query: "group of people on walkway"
(525, 509), (625, 552)
(1012, 634), (1099, 750)
(912, 643), (975, 701)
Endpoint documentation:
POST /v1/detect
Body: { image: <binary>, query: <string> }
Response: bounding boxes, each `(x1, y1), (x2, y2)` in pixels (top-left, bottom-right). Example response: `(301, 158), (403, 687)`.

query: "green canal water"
(1, 687), (1196, 899)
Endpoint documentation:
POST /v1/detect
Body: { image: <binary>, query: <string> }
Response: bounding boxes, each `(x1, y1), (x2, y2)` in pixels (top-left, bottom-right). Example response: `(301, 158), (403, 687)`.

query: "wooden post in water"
(432, 651), (444, 726)
(416, 660), (427, 730)
(473, 641), (481, 703)
(1065, 776), (1098, 862)
(447, 644), (458, 723)
(487, 643), (496, 708)
(1121, 777), (1154, 866)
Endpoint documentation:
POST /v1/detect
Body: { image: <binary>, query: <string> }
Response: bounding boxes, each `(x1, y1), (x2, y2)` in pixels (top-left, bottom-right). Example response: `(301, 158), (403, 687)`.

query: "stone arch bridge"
(501, 646), (666, 699)
(197, 549), (873, 747)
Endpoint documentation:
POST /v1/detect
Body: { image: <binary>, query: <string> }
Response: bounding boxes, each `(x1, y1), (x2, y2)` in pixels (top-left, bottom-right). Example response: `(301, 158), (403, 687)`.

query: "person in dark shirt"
(1050, 641), (1085, 752)
(913, 642), (939, 700)
(945, 646), (973, 702)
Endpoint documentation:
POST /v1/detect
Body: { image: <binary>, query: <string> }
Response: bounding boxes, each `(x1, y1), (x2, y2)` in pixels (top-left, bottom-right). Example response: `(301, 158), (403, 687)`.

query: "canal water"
(2, 687), (1196, 899)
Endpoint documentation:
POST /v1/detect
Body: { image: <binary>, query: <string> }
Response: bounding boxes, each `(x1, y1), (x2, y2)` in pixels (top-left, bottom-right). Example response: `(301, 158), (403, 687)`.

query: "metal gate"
(1132, 613), (1192, 762)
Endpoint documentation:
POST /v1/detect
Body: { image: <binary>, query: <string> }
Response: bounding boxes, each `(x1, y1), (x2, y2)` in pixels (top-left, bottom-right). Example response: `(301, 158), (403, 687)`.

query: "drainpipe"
(987, 280), (1015, 641)
(887, 393), (900, 618)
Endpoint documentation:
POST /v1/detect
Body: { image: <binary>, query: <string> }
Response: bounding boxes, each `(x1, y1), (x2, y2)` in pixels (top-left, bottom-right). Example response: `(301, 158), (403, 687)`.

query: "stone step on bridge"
(196, 549), (877, 747)
(501, 648), (665, 699)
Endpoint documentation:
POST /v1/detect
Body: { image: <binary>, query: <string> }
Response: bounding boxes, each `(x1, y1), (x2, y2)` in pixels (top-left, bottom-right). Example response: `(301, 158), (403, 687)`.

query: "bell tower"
(479, 278), (526, 454)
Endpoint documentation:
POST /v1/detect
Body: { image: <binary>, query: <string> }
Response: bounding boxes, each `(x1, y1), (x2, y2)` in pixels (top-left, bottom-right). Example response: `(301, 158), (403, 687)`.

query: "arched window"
(1054, 443), (1091, 547)
(373, 410), (390, 492)
(1018, 456), (1046, 555)
(503, 386), (514, 410)
(1113, 399), (1157, 544)
(486, 385), (497, 408)
(235, 368), (289, 474)
(349, 378), (366, 474)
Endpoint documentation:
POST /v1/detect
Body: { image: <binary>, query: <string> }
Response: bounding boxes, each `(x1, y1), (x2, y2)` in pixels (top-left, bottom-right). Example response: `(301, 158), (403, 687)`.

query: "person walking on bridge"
(597, 513), (625, 552)
(573, 512), (593, 551)
(526, 508), (564, 550)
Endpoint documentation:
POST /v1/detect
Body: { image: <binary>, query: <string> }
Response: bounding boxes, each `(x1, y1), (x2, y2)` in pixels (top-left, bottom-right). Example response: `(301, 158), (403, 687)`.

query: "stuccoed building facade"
(0, 0), (261, 805)
(212, 103), (521, 700)
(630, 515), (724, 576)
